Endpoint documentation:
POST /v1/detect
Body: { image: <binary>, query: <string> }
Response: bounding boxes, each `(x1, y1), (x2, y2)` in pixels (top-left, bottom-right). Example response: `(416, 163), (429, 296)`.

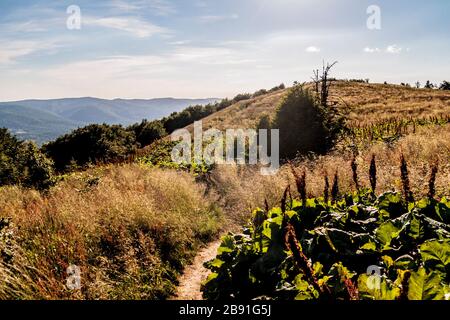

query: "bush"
(162, 100), (234, 134)
(272, 85), (343, 159)
(43, 124), (136, 172)
(439, 81), (450, 90)
(232, 93), (252, 103)
(128, 119), (167, 147)
(0, 128), (54, 190)
(252, 89), (268, 98)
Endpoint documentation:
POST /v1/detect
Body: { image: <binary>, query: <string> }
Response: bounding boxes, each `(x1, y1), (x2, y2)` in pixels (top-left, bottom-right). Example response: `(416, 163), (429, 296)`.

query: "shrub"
(439, 81), (450, 90)
(0, 128), (54, 190)
(232, 93), (252, 103)
(272, 85), (343, 159)
(43, 124), (136, 172)
(128, 119), (167, 147)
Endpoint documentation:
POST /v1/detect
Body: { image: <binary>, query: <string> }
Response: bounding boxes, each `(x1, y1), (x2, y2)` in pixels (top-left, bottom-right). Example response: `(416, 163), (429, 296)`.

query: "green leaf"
(217, 235), (235, 254)
(420, 239), (450, 272)
(407, 267), (446, 300)
(375, 221), (400, 249)
(407, 214), (425, 240)
(357, 274), (400, 300)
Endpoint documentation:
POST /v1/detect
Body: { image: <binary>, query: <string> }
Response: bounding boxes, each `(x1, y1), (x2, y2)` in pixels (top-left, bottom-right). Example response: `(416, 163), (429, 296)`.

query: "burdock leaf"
(407, 267), (445, 300)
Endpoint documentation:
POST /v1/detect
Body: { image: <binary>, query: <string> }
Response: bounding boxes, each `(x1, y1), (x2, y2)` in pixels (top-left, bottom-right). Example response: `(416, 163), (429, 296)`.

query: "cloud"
(363, 47), (380, 53)
(305, 46), (321, 53)
(363, 45), (408, 54)
(386, 45), (402, 54)
(0, 40), (60, 65)
(84, 16), (169, 38)
(198, 14), (239, 23)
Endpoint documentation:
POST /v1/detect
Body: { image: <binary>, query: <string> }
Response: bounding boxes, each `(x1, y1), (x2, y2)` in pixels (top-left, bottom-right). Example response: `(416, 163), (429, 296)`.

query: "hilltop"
(185, 81), (450, 132)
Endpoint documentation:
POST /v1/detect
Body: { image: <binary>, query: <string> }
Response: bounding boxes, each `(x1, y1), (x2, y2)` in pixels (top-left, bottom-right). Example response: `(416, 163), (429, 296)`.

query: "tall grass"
(0, 165), (222, 299)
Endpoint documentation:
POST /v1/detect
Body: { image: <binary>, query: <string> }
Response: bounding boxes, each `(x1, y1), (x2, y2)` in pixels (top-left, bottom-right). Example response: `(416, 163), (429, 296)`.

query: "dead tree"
(311, 61), (338, 108)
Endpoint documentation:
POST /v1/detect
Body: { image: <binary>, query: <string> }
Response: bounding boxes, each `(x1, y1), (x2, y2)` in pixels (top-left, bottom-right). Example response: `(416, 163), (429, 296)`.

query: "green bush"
(272, 85), (343, 159)
(43, 124), (136, 172)
(0, 128), (54, 190)
(128, 119), (167, 147)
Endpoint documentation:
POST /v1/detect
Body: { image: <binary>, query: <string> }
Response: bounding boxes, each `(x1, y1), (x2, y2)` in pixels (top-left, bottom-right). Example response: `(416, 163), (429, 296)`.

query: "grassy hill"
(185, 81), (450, 132)
(0, 80), (449, 300)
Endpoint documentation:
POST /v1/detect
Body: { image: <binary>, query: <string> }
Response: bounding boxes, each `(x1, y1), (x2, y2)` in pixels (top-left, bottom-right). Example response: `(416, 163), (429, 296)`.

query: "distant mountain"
(0, 97), (219, 144)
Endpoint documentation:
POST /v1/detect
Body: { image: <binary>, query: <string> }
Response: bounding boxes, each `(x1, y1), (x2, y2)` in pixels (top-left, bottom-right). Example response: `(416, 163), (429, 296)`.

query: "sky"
(0, 0), (449, 101)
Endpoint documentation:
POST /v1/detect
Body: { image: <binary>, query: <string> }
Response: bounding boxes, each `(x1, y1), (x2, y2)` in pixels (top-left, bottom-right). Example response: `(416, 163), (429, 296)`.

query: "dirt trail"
(173, 240), (222, 300)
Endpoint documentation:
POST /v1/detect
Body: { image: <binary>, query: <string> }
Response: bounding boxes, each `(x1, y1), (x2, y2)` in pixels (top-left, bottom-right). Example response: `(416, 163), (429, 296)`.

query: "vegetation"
(138, 140), (212, 176)
(43, 124), (137, 172)
(0, 128), (54, 190)
(128, 119), (167, 147)
(0, 165), (222, 299)
(271, 84), (343, 159)
(1, 78), (449, 301)
(203, 160), (450, 300)
(440, 81), (450, 91)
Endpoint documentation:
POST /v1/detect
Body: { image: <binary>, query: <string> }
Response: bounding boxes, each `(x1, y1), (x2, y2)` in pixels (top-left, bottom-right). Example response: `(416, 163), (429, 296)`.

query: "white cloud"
(84, 16), (169, 38)
(0, 40), (60, 65)
(386, 44), (402, 54)
(363, 47), (380, 53)
(305, 46), (321, 53)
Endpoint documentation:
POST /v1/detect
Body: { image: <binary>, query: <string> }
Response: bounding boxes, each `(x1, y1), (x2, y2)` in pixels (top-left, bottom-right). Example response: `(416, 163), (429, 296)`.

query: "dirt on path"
(173, 240), (222, 300)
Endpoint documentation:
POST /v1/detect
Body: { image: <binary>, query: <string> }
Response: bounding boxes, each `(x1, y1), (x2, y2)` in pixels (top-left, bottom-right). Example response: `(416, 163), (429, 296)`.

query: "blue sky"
(0, 0), (449, 100)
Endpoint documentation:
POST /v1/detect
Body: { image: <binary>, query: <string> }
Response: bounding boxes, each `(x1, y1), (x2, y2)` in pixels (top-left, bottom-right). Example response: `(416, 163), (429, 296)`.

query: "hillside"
(0, 97), (219, 144)
(0, 104), (83, 144)
(185, 81), (450, 132)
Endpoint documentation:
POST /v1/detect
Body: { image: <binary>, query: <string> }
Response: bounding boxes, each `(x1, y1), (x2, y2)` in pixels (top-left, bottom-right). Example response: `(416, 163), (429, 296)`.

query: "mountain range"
(0, 97), (219, 144)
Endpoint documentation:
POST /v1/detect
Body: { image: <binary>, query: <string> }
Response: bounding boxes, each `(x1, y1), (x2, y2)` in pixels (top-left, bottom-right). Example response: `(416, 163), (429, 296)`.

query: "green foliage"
(43, 124), (136, 172)
(162, 100), (233, 133)
(0, 128), (54, 190)
(272, 85), (344, 159)
(202, 191), (450, 300)
(127, 119), (167, 147)
(138, 140), (212, 176)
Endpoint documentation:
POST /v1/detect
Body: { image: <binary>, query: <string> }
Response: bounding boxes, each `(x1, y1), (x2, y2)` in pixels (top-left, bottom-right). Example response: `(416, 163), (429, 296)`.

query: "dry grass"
(205, 165), (290, 224)
(188, 81), (450, 132)
(209, 124), (449, 210)
(184, 90), (287, 132)
(331, 82), (450, 126)
(0, 165), (222, 299)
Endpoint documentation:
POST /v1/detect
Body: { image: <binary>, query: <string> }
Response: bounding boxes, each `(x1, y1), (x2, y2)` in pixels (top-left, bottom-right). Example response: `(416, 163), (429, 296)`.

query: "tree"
(43, 124), (136, 172)
(128, 120), (167, 147)
(0, 128), (54, 190)
(424, 80), (435, 89)
(272, 85), (343, 159)
(439, 81), (450, 90)
(312, 61), (338, 108)
(19, 142), (54, 190)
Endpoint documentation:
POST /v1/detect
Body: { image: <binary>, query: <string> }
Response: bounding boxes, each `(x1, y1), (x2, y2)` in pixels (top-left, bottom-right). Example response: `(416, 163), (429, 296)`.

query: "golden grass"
(188, 81), (450, 132)
(208, 124), (449, 212)
(331, 82), (450, 126)
(0, 165), (222, 299)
